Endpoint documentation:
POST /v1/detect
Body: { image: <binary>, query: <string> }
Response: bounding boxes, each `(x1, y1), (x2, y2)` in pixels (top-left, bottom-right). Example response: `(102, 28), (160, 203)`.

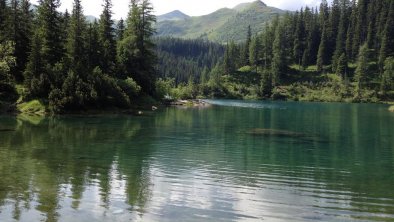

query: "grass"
(17, 100), (47, 115)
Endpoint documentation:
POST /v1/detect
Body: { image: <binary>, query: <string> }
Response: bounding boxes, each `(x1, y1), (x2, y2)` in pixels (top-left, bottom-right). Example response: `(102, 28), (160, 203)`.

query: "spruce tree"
(355, 43), (369, 94)
(352, 0), (368, 61)
(241, 25), (251, 66)
(99, 0), (116, 74)
(335, 53), (348, 79)
(378, 1), (394, 70)
(345, 0), (357, 60)
(66, 0), (87, 76)
(332, 0), (349, 72)
(293, 10), (305, 68)
(118, 0), (156, 94)
(36, 0), (63, 66)
(87, 20), (100, 71)
(317, 26), (327, 72)
(249, 36), (261, 71)
(380, 57), (394, 95)
(0, 0), (7, 42)
(271, 22), (285, 86)
(116, 18), (125, 41)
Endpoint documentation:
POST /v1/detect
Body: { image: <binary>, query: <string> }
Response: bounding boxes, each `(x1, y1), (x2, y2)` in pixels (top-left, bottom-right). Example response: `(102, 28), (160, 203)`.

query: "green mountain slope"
(155, 1), (286, 42)
(157, 10), (190, 22)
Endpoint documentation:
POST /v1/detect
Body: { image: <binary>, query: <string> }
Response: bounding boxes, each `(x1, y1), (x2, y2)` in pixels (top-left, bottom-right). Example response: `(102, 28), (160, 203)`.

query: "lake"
(0, 100), (393, 222)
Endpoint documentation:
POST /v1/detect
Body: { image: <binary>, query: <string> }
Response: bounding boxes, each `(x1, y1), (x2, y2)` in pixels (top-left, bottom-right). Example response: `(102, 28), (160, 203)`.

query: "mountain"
(155, 1), (286, 42)
(157, 10), (190, 22)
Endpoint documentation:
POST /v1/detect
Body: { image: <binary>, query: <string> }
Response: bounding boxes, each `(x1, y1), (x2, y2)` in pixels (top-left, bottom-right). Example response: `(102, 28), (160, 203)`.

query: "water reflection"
(0, 101), (393, 222)
(0, 115), (153, 222)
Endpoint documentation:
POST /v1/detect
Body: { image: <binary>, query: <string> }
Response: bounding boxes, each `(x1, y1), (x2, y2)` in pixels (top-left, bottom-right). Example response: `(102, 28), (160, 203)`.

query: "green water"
(0, 100), (393, 222)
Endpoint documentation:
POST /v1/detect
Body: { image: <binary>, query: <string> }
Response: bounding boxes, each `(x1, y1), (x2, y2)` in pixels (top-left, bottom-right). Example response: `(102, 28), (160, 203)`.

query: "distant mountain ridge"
(157, 10), (190, 22)
(155, 0), (287, 42)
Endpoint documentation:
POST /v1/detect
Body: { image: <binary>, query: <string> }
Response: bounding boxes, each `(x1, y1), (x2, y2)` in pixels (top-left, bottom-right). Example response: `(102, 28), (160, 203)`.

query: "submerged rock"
(389, 106), (394, 112)
(247, 128), (306, 137)
(0, 128), (15, 132)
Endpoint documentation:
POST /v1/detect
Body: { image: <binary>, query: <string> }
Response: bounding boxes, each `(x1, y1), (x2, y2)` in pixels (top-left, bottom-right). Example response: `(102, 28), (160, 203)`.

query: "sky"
(30, 0), (324, 19)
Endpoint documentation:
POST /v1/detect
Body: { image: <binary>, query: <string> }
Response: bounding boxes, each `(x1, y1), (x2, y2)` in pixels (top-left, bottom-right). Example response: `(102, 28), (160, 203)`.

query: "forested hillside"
(155, 37), (224, 84)
(0, 0), (156, 113)
(163, 0), (394, 102)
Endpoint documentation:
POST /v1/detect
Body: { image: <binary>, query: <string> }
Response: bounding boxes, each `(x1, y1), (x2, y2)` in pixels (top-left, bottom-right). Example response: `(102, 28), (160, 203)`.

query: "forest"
(159, 0), (394, 102)
(0, 0), (156, 113)
(1, 0), (394, 114)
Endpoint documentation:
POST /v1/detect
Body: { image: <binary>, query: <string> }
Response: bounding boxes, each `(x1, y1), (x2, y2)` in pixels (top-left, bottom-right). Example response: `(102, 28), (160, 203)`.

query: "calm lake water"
(0, 100), (394, 222)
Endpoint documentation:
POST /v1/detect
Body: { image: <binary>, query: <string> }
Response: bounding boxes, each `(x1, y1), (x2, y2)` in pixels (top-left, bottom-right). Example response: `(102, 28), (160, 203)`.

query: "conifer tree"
(355, 43), (369, 94)
(378, 1), (394, 70)
(271, 22), (285, 86)
(332, 0), (349, 72)
(380, 57), (394, 94)
(66, 0), (87, 76)
(116, 18), (125, 41)
(249, 36), (261, 71)
(241, 25), (252, 66)
(317, 26), (327, 72)
(118, 0), (156, 94)
(336, 53), (348, 79)
(36, 0), (63, 66)
(87, 20), (100, 71)
(99, 0), (116, 74)
(0, 0), (7, 42)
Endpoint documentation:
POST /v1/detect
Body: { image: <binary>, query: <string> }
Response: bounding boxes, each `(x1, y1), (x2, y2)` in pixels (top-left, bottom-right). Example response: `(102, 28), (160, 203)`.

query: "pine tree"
(317, 26), (327, 72)
(36, 0), (63, 66)
(345, 0), (357, 60)
(271, 22), (285, 86)
(118, 0), (156, 94)
(352, 0), (368, 61)
(249, 36), (261, 71)
(116, 18), (125, 41)
(335, 53), (348, 79)
(332, 0), (349, 72)
(87, 20), (100, 71)
(66, 0), (87, 76)
(241, 25), (252, 66)
(355, 43), (369, 94)
(378, 1), (394, 70)
(380, 57), (394, 94)
(99, 0), (116, 74)
(10, 0), (33, 82)
(293, 10), (305, 68)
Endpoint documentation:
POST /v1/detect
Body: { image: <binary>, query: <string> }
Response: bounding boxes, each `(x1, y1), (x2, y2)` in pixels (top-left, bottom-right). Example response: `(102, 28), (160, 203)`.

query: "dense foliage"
(0, 0), (156, 113)
(162, 0), (394, 102)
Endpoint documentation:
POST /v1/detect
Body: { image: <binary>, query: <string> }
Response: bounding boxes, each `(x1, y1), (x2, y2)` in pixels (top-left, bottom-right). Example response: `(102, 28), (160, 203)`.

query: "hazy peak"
(234, 0), (267, 11)
(158, 10), (190, 22)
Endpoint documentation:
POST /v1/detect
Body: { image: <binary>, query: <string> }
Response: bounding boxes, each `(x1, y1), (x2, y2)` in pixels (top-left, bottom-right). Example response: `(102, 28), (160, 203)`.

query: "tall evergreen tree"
(118, 0), (156, 94)
(99, 0), (116, 74)
(66, 0), (87, 76)
(355, 43), (369, 95)
(271, 22), (285, 86)
(378, 1), (394, 70)
(352, 0), (368, 60)
(332, 0), (350, 72)
(241, 25), (252, 66)
(36, 0), (63, 66)
(380, 57), (394, 95)
(249, 36), (261, 71)
(317, 26), (327, 72)
(87, 20), (100, 71)
(116, 18), (125, 41)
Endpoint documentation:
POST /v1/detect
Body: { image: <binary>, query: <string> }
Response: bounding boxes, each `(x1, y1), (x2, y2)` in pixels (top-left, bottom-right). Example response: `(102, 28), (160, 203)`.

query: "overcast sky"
(30, 0), (325, 19)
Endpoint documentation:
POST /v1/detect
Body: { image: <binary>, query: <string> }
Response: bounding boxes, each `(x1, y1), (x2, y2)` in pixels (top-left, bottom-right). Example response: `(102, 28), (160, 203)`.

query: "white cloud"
(30, 0), (328, 19)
